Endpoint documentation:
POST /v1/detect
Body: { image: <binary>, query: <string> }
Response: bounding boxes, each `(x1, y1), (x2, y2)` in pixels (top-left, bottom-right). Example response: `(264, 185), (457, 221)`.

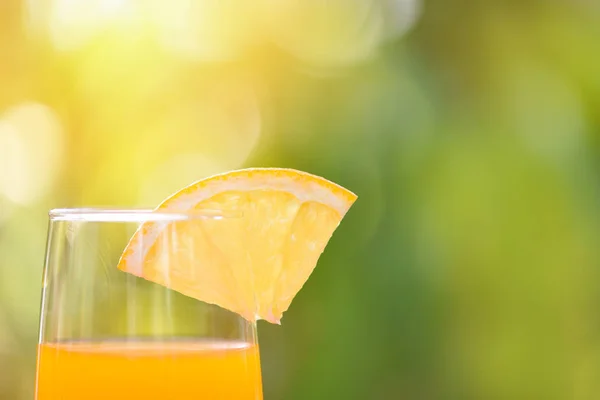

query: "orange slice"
(118, 168), (357, 324)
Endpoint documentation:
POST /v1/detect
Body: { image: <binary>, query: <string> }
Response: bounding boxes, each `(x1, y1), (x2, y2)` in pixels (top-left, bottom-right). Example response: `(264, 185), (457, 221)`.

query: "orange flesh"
(123, 190), (343, 322)
(118, 169), (356, 323)
(35, 341), (263, 400)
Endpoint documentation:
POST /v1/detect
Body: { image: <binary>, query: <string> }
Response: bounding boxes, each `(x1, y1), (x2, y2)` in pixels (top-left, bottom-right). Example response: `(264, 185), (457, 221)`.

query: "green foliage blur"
(2, 0), (600, 399)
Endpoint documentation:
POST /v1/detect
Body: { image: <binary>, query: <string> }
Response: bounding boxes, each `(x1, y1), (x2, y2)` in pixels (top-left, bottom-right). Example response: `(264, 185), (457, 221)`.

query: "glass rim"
(49, 208), (241, 222)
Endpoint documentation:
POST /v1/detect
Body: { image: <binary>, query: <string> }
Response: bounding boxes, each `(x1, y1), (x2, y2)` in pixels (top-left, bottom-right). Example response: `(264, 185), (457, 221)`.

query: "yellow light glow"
(41, 0), (257, 59)
(139, 154), (227, 206)
(137, 80), (262, 205)
(0, 121), (28, 204)
(259, 0), (383, 67)
(148, 0), (257, 61)
(32, 0), (417, 65)
(0, 103), (64, 205)
(49, 0), (136, 50)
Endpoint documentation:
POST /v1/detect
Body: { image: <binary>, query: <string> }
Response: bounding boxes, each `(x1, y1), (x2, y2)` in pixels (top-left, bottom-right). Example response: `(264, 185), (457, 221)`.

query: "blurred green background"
(2, 0), (600, 399)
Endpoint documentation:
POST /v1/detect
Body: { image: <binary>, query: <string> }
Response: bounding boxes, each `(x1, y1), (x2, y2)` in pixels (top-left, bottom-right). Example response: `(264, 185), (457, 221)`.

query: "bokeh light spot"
(150, 0), (256, 62)
(383, 0), (422, 39)
(48, 0), (136, 50)
(0, 103), (64, 205)
(259, 0), (384, 67)
(259, 0), (422, 68)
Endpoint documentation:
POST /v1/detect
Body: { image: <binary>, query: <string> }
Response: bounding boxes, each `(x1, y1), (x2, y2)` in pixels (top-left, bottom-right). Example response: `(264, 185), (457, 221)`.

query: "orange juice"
(35, 340), (263, 400)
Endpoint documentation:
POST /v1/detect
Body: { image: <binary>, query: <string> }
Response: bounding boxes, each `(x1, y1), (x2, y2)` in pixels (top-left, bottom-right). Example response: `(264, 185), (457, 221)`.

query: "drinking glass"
(35, 209), (263, 400)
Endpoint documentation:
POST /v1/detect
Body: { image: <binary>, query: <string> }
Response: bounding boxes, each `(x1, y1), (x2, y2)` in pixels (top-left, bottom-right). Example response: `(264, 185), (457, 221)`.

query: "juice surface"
(35, 340), (263, 400)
